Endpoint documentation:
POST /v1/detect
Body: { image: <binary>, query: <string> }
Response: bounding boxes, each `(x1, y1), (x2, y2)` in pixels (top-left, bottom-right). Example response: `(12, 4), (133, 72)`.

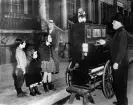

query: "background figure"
(25, 45), (42, 96)
(13, 38), (27, 97)
(38, 33), (56, 92)
(77, 8), (86, 23)
(98, 12), (129, 105)
(48, 20), (60, 74)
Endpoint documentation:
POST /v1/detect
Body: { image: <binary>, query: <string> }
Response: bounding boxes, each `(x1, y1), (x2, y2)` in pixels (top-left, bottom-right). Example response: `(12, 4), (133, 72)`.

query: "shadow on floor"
(52, 95), (70, 105)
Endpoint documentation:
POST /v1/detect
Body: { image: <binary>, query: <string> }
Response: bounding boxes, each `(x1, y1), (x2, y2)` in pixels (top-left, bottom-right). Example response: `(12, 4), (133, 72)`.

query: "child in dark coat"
(25, 45), (42, 96)
(38, 34), (56, 92)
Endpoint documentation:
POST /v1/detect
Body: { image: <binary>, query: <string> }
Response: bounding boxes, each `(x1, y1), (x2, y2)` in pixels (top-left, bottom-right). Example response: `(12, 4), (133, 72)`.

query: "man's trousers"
(52, 50), (60, 73)
(112, 64), (129, 105)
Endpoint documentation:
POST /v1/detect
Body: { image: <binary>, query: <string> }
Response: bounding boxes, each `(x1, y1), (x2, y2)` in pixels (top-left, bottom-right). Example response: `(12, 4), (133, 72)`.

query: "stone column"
(0, 0), (1, 45)
(80, 0), (85, 9)
(24, 0), (28, 14)
(88, 0), (92, 21)
(39, 0), (50, 31)
(39, 0), (47, 20)
(0, 0), (1, 14)
(98, 0), (101, 24)
(91, 1), (96, 23)
(61, 0), (67, 30)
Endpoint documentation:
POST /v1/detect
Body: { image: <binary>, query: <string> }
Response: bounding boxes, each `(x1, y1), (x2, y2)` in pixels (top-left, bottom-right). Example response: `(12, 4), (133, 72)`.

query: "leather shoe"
(34, 86), (41, 95)
(17, 93), (27, 98)
(20, 88), (27, 94)
(52, 72), (59, 74)
(55, 72), (59, 74)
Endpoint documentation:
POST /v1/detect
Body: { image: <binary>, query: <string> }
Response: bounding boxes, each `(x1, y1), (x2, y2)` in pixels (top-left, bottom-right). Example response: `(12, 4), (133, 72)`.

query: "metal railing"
(68, 20), (74, 30)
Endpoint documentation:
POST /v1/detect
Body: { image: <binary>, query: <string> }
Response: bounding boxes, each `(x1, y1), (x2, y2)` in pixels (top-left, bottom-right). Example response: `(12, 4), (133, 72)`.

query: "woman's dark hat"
(112, 12), (124, 24)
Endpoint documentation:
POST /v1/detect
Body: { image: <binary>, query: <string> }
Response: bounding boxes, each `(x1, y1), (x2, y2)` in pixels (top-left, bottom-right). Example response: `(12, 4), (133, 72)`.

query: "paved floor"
(0, 59), (69, 105)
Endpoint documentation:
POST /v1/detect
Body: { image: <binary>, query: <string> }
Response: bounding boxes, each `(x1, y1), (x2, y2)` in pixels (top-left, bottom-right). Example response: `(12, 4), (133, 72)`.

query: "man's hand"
(46, 41), (50, 46)
(113, 63), (119, 70)
(74, 63), (79, 69)
(55, 48), (58, 51)
(96, 39), (106, 45)
(23, 70), (26, 74)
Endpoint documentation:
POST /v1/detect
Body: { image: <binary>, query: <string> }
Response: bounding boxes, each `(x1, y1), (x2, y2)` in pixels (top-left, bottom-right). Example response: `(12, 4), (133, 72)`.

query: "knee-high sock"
(30, 84), (34, 88)
(42, 72), (48, 83)
(47, 73), (52, 82)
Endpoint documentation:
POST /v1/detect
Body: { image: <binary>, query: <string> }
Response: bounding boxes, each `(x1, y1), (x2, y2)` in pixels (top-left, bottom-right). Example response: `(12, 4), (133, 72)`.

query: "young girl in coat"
(38, 33), (56, 92)
(25, 45), (42, 96)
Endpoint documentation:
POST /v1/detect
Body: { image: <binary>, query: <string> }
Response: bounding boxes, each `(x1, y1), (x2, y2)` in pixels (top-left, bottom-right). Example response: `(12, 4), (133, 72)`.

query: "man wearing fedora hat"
(98, 12), (129, 105)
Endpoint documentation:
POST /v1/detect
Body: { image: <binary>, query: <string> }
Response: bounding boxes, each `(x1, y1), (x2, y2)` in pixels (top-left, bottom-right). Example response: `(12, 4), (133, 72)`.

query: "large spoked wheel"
(65, 61), (73, 86)
(102, 60), (114, 99)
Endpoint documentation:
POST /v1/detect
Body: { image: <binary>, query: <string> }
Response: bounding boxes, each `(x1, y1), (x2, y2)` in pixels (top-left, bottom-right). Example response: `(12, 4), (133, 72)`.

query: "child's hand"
(46, 41), (50, 46)
(74, 63), (79, 69)
(55, 48), (58, 51)
(23, 70), (26, 74)
(113, 63), (119, 70)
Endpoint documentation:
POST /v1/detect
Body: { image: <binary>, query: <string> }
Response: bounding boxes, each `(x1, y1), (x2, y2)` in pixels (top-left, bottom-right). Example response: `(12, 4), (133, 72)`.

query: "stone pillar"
(24, 0), (28, 14)
(0, 0), (1, 14)
(94, 0), (99, 24)
(61, 0), (67, 30)
(92, 1), (95, 22)
(39, 0), (47, 20)
(80, 0), (85, 9)
(98, 0), (101, 24)
(88, 0), (92, 21)
(0, 0), (1, 45)
(39, 0), (50, 31)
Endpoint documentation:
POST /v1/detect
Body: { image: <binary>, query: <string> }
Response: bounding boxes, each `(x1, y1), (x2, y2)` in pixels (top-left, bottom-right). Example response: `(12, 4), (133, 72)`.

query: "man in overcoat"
(98, 13), (129, 105)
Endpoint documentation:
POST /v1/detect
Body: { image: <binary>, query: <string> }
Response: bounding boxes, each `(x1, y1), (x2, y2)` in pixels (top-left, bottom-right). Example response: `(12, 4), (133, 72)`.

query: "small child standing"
(38, 33), (56, 92)
(25, 45), (42, 96)
(13, 38), (27, 97)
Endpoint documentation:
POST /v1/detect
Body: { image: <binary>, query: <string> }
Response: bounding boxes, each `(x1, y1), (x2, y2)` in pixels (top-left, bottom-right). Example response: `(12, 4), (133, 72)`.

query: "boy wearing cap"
(98, 13), (129, 105)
